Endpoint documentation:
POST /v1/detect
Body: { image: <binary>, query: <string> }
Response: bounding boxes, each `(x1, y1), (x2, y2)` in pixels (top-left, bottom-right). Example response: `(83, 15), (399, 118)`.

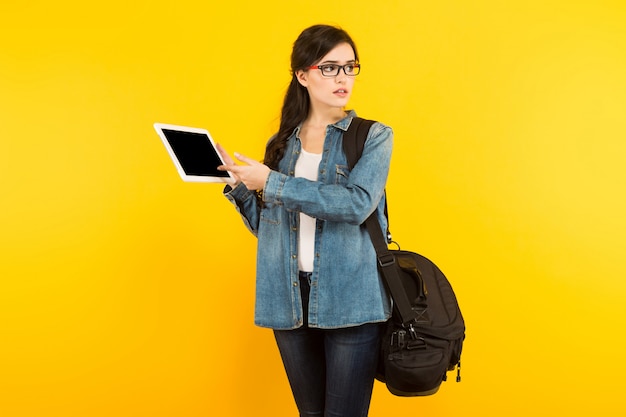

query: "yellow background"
(1, 1), (625, 416)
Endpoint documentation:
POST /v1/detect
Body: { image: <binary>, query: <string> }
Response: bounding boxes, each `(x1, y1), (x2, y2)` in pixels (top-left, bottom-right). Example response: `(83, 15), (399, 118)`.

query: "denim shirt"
(224, 111), (393, 329)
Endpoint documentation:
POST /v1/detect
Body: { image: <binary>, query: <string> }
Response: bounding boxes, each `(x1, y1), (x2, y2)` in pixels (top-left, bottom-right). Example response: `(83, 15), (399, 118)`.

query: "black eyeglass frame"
(306, 63), (361, 77)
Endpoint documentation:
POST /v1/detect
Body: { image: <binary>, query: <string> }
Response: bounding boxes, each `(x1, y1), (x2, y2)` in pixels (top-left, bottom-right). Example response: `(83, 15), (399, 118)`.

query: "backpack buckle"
(377, 253), (396, 268)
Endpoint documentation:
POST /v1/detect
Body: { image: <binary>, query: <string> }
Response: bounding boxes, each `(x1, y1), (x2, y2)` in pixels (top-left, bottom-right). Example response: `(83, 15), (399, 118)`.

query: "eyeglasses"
(307, 63), (361, 77)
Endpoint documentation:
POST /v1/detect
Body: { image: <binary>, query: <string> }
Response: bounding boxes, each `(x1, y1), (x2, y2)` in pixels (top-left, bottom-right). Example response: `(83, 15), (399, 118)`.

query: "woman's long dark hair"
(264, 25), (359, 171)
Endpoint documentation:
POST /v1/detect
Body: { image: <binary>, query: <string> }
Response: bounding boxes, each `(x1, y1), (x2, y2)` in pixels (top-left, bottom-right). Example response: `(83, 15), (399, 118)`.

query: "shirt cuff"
(262, 170), (286, 204)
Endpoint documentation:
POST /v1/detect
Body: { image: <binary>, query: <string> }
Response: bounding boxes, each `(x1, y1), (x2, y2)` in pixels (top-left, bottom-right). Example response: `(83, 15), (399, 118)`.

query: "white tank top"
(294, 148), (323, 272)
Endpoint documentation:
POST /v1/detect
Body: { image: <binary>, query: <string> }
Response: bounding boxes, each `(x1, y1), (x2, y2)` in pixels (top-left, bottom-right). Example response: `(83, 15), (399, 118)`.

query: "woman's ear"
(295, 69), (308, 87)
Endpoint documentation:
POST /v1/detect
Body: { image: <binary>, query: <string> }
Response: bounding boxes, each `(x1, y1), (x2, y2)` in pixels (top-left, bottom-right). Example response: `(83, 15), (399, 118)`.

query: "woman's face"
(296, 42), (357, 112)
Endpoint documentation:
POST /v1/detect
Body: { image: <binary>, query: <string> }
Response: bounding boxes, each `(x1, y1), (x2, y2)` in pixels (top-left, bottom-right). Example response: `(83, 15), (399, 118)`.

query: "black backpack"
(343, 117), (466, 396)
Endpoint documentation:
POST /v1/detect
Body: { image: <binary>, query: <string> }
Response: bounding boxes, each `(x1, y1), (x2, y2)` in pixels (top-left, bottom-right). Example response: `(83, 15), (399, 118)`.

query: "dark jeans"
(273, 272), (383, 417)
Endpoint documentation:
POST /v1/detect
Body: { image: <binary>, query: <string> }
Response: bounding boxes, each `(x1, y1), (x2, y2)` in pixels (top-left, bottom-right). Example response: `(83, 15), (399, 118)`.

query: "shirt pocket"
(260, 203), (281, 225)
(335, 164), (350, 186)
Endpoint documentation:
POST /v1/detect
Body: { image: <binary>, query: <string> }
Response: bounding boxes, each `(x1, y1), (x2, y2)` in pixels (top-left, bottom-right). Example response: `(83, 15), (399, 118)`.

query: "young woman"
(217, 24), (393, 417)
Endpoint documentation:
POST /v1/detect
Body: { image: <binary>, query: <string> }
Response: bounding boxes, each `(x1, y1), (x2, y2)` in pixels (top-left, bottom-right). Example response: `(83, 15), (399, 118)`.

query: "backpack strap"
(343, 118), (391, 241)
(343, 118), (419, 327)
(343, 117), (376, 168)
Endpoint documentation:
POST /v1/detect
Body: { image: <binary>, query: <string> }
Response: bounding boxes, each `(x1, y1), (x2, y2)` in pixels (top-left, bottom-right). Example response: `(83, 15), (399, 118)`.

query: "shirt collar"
(332, 109), (357, 131)
(293, 109), (358, 136)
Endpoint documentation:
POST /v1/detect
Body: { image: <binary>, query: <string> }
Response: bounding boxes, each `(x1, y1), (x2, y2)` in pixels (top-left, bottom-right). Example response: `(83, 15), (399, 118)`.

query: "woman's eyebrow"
(318, 59), (357, 64)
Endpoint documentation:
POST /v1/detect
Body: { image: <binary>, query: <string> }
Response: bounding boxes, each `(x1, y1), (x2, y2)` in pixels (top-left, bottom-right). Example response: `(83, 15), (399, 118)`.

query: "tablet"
(154, 123), (236, 183)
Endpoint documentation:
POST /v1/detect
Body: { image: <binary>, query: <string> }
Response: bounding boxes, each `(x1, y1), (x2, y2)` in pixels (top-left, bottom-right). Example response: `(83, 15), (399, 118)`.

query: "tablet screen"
(160, 128), (230, 178)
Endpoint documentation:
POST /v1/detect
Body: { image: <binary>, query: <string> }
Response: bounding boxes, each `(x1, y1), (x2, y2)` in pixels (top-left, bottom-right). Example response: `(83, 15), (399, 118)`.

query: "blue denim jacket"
(224, 111), (393, 329)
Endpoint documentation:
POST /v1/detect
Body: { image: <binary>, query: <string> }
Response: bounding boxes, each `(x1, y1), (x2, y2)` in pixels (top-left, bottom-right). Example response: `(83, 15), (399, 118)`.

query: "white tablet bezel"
(154, 123), (236, 184)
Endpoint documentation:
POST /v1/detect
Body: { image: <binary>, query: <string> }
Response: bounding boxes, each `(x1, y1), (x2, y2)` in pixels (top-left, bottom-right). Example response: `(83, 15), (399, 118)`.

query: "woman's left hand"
(218, 150), (271, 191)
